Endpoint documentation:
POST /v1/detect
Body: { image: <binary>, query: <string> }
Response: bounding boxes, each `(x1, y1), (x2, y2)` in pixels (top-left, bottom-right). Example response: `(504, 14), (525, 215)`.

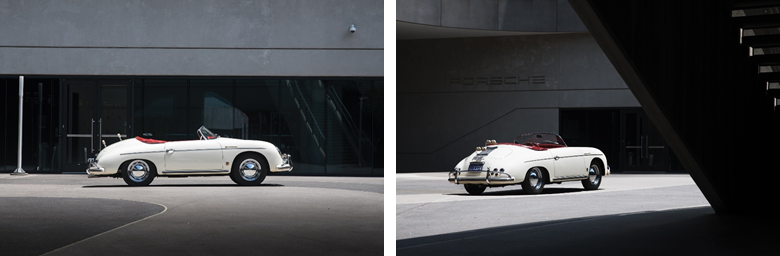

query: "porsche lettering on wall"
(449, 133), (609, 195)
(87, 126), (293, 186)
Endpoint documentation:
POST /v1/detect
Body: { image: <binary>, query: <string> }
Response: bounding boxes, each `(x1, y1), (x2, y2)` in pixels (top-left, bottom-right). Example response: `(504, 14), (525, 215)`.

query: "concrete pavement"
(397, 172), (777, 255)
(0, 174), (383, 256)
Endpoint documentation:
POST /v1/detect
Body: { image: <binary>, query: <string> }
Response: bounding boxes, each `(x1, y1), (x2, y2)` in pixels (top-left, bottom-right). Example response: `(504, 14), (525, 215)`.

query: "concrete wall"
(397, 33), (636, 172)
(397, 0), (586, 32)
(0, 0), (383, 76)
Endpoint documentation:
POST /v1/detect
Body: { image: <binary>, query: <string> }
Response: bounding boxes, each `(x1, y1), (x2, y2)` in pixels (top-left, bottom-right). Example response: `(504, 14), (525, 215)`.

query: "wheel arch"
(231, 151), (268, 172)
(534, 166), (552, 184)
(590, 157), (605, 174)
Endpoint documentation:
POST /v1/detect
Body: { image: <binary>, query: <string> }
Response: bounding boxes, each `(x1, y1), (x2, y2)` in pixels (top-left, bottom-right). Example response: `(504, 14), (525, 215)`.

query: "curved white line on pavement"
(40, 200), (168, 256)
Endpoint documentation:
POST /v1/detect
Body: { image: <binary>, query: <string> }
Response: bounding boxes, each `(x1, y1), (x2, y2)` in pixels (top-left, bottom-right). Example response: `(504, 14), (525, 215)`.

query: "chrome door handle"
(166, 149), (175, 154)
(554, 156), (560, 161)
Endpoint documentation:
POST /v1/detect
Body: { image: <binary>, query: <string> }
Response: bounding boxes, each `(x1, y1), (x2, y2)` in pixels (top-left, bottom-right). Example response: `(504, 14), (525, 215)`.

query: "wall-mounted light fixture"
(349, 24), (356, 33)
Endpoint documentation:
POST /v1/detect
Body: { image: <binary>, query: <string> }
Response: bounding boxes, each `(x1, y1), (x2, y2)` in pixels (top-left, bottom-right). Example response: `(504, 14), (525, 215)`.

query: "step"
(751, 53), (780, 65)
(732, 1), (780, 9)
(733, 14), (780, 29)
(742, 34), (780, 48)
(758, 71), (780, 81)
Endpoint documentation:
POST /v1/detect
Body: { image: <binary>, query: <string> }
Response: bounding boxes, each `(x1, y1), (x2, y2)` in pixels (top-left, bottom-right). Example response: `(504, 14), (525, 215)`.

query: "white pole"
(12, 76), (26, 175)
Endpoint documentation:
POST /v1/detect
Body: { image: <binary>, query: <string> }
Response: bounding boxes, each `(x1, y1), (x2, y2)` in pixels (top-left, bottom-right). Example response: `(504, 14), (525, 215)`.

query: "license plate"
(468, 164), (483, 171)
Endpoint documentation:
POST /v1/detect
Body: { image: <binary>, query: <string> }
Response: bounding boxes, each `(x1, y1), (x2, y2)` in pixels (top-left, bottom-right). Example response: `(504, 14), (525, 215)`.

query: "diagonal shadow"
(398, 206), (777, 256)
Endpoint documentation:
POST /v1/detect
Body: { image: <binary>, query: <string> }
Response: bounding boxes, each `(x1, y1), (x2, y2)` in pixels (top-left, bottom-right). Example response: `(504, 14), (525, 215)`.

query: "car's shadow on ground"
(447, 187), (590, 196)
(82, 183), (285, 188)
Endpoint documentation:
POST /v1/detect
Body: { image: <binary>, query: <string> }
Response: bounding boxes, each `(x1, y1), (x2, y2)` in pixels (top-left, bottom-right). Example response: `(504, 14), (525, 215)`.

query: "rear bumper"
(448, 170), (515, 185)
(85, 158), (105, 176)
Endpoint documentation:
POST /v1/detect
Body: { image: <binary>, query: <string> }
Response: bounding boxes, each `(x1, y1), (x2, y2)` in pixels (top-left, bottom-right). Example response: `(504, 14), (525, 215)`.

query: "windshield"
(514, 133), (566, 146)
(197, 126), (218, 140)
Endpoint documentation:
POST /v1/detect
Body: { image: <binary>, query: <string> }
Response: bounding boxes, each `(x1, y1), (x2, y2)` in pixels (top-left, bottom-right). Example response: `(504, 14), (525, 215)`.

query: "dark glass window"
(190, 80), (234, 138)
(234, 80), (281, 143)
(276, 80), (327, 174)
(372, 80), (383, 175)
(325, 80), (374, 174)
(2, 76), (382, 175)
(0, 78), (7, 172)
(135, 79), (188, 141)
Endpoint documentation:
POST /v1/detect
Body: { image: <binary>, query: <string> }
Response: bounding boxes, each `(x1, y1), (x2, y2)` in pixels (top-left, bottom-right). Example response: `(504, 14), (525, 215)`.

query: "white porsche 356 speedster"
(449, 133), (609, 195)
(87, 126), (292, 186)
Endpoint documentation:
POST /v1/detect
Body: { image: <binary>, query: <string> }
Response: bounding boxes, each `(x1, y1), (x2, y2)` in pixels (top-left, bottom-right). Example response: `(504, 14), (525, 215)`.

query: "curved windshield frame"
(514, 133), (567, 146)
(197, 126), (218, 140)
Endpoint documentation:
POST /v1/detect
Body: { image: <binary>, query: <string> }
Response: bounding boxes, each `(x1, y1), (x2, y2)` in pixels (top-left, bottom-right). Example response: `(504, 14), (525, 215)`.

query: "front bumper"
(275, 154), (293, 172)
(448, 170), (515, 185)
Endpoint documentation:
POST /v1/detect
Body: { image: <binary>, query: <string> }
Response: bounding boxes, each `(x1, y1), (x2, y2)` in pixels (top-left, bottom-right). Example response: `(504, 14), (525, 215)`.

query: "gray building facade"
(0, 0), (384, 175)
(397, 0), (680, 173)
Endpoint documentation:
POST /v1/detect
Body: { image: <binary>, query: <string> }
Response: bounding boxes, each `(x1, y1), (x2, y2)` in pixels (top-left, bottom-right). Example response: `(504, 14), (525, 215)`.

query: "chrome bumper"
(86, 158), (105, 176)
(449, 170), (515, 185)
(276, 154), (293, 172)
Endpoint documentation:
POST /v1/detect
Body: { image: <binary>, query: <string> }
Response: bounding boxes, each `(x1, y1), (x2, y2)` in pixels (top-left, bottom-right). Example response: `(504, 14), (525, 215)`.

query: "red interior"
(135, 136), (166, 144)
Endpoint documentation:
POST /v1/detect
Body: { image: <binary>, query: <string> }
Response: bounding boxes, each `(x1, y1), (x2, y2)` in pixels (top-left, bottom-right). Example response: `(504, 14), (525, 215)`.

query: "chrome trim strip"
(525, 158), (555, 163)
(524, 154), (602, 163)
(552, 176), (588, 182)
(162, 170), (229, 174)
(174, 148), (223, 152)
(222, 147), (267, 150)
(120, 150), (166, 155)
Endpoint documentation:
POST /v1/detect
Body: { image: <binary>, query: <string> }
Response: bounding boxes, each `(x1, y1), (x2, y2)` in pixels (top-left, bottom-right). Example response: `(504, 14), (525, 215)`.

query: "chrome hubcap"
(127, 160), (149, 182)
(589, 165), (600, 184)
(239, 159), (261, 181)
(529, 168), (542, 189)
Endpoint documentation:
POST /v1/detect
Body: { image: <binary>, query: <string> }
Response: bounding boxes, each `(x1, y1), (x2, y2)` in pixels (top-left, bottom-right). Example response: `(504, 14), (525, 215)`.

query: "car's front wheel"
(521, 167), (545, 194)
(582, 162), (602, 190)
(230, 154), (269, 186)
(121, 159), (156, 186)
(464, 184), (486, 195)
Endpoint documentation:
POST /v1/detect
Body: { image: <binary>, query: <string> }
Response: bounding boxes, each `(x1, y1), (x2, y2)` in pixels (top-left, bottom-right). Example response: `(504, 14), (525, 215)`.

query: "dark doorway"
(560, 108), (675, 172)
(621, 109), (668, 171)
(61, 79), (131, 172)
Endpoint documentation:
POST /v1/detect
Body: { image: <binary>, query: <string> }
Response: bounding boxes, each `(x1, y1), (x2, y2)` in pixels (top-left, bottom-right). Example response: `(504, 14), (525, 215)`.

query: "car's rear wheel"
(582, 162), (602, 190)
(230, 154), (268, 186)
(464, 184), (486, 195)
(121, 159), (156, 186)
(521, 167), (545, 194)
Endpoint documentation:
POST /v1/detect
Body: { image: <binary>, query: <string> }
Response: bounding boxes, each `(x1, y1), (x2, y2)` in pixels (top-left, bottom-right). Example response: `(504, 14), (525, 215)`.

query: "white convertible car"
(449, 133), (609, 195)
(87, 126), (292, 186)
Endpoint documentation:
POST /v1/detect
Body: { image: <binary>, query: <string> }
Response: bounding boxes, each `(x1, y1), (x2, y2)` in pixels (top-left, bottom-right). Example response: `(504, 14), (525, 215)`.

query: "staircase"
(733, 2), (780, 108)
